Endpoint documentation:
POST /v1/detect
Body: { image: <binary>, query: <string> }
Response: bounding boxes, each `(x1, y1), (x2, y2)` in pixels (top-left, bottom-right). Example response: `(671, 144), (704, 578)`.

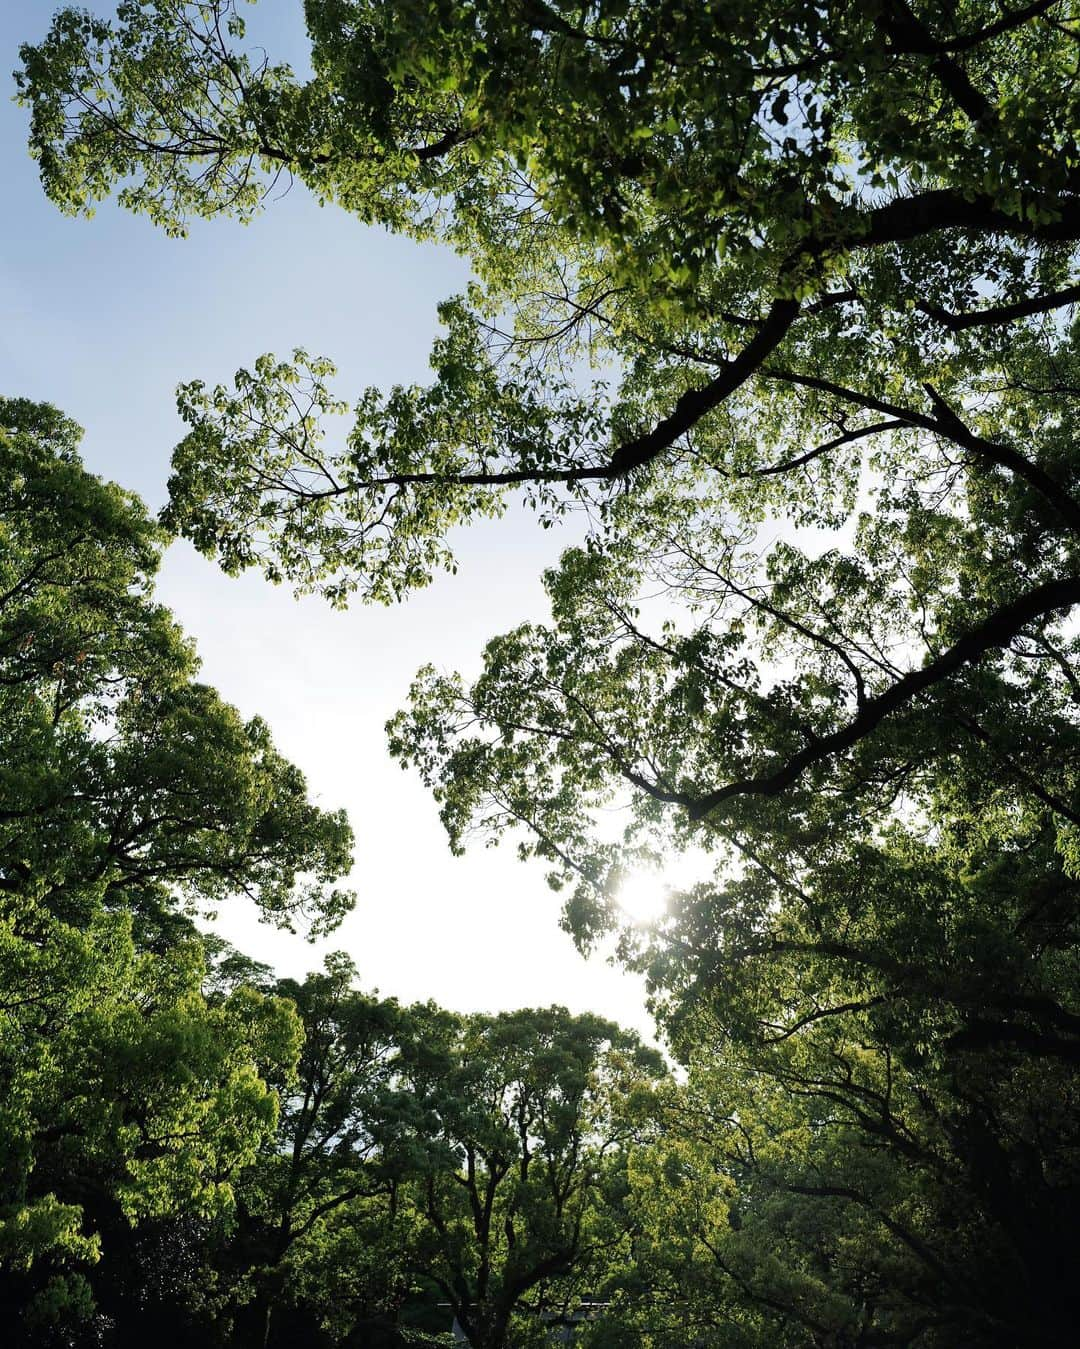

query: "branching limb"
(917, 283), (1080, 331)
(685, 574), (1080, 820)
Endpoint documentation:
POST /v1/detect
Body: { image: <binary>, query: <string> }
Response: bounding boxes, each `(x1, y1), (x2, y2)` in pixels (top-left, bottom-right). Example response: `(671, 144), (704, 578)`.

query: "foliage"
(222, 970), (666, 1349)
(0, 397), (351, 1339)
(15, 1), (1080, 1343)
(389, 1004), (665, 1349)
(223, 955), (418, 1347)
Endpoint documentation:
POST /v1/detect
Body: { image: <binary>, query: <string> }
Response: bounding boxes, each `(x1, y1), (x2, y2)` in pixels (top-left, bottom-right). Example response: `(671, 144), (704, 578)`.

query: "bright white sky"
(1, 1), (667, 1036)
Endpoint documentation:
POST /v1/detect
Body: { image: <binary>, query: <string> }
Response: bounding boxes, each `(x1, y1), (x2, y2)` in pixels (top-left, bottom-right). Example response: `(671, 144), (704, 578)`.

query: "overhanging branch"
(685, 574), (1080, 820)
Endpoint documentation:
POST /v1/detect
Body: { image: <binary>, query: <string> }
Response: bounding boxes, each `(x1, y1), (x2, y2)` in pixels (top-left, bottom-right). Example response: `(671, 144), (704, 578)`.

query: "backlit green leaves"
(167, 307), (610, 602)
(0, 399), (351, 1332)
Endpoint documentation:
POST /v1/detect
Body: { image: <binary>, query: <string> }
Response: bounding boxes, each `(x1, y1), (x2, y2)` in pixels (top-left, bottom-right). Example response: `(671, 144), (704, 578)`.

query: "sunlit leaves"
(0, 400), (351, 1333)
(166, 308), (611, 602)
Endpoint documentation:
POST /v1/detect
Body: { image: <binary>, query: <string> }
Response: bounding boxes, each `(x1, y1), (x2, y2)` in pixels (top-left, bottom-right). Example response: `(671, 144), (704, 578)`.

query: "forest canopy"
(8, 1), (1080, 1345)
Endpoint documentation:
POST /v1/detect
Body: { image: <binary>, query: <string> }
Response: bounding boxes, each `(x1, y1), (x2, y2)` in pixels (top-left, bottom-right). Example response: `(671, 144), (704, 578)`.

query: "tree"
(0, 397), (353, 1341)
(392, 1005), (665, 1349)
(223, 955), (417, 1348)
(634, 822), (1080, 1346)
(0, 396), (354, 943)
(15, 1), (1080, 897)
(15, 1), (1080, 605)
(16, 2), (1080, 1341)
(197, 971), (664, 1349)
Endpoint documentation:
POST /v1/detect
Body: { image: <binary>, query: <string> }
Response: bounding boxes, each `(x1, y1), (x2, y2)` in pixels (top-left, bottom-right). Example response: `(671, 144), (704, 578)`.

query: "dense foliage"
(0, 396), (350, 1340)
(11, 0), (1080, 1344)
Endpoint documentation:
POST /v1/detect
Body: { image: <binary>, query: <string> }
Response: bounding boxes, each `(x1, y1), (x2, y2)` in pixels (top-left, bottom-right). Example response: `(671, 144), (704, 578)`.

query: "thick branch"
(917, 283), (1080, 331)
(687, 574), (1080, 819)
(762, 367), (1080, 533)
(607, 299), (801, 476)
(882, 0), (998, 127)
(947, 1019), (1080, 1061)
(856, 187), (1080, 247)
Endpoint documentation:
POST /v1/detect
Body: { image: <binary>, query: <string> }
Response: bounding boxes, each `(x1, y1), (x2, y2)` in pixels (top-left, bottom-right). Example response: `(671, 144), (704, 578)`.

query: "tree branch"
(607, 299), (802, 477)
(917, 283), (1080, 331)
(686, 574), (1080, 820)
(762, 367), (1080, 533)
(747, 419), (904, 477)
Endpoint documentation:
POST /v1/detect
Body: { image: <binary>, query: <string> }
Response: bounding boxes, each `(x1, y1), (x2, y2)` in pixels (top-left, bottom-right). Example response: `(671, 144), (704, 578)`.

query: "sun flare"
(614, 870), (669, 925)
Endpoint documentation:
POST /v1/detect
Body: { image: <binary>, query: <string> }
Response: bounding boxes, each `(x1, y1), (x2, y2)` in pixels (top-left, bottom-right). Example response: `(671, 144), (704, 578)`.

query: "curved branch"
(762, 367), (1080, 533)
(917, 283), (1080, 331)
(748, 419), (904, 477)
(686, 574), (1080, 820)
(929, 0), (1060, 54)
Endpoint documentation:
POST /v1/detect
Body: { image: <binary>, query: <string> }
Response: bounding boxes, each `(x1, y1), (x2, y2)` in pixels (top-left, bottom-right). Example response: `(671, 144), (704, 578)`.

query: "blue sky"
(1, 0), (661, 1033)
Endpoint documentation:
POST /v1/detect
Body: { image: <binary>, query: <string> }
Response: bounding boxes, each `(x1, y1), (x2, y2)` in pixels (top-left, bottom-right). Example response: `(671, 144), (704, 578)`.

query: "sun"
(614, 870), (669, 925)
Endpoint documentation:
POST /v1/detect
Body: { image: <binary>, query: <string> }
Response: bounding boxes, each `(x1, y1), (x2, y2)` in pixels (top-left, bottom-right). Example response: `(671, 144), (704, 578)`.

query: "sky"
(0, 0), (682, 1030)
(0, 1), (670, 1036)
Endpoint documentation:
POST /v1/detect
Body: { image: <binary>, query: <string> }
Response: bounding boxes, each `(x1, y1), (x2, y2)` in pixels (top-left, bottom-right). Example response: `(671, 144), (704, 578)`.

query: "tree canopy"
(12, 1), (1080, 1344)
(0, 396), (353, 1339)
